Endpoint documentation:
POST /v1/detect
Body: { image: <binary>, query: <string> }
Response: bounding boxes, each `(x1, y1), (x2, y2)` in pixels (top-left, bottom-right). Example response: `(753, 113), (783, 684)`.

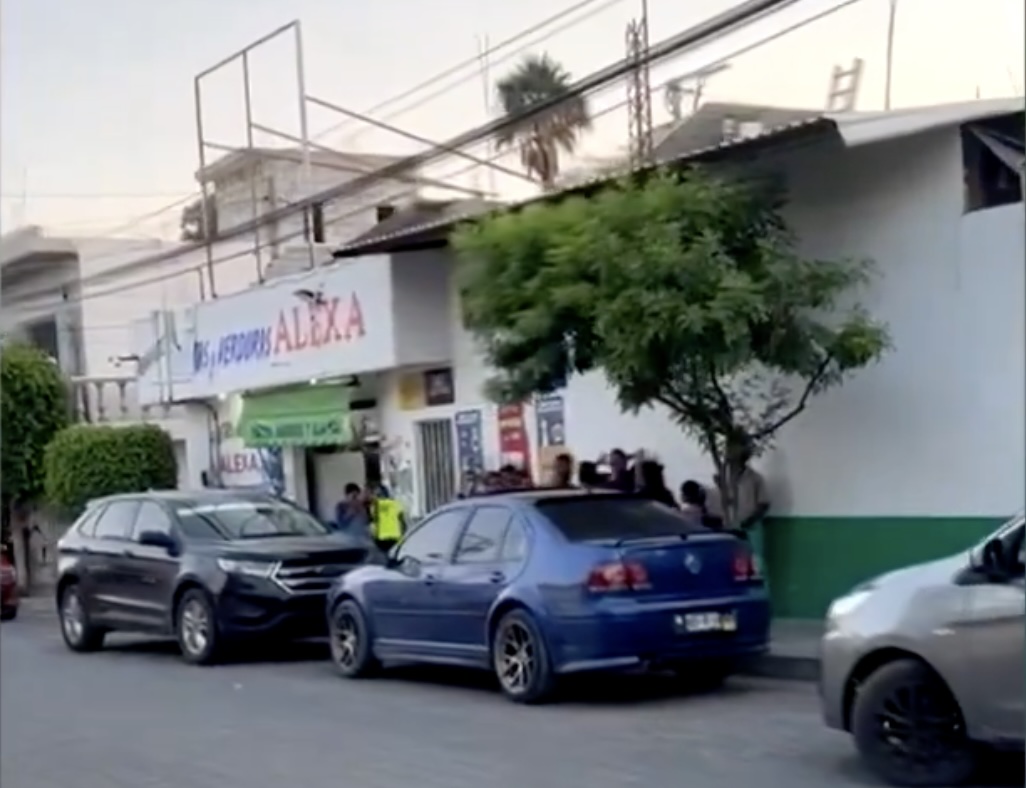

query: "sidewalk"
(742, 619), (821, 682)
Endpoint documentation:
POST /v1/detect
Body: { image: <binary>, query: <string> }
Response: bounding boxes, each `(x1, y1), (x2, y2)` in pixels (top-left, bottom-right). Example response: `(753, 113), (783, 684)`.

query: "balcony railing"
(69, 375), (185, 424)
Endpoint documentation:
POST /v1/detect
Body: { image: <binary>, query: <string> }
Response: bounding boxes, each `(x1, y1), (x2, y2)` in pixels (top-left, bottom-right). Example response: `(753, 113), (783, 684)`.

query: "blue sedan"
(325, 489), (770, 703)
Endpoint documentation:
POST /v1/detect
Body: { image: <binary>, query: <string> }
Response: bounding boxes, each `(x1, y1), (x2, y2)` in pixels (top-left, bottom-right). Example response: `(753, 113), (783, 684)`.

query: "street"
(1, 614), (1021, 788)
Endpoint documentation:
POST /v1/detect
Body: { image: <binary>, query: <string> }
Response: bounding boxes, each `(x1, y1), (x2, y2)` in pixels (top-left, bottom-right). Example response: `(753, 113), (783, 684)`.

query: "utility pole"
(625, 0), (654, 169)
(883, 0), (898, 110)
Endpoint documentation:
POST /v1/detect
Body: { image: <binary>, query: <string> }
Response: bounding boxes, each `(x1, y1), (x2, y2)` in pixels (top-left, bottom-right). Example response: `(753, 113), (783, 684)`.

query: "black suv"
(55, 489), (377, 664)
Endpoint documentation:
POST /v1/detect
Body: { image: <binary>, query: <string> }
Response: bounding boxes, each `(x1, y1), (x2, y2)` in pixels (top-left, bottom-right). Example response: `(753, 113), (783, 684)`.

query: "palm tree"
(495, 54), (591, 189)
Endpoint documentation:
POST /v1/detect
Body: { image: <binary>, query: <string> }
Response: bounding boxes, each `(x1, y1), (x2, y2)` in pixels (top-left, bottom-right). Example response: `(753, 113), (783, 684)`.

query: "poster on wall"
(535, 393), (566, 448)
(217, 397), (285, 496)
(534, 393), (568, 485)
(454, 410), (485, 476)
(497, 403), (531, 472)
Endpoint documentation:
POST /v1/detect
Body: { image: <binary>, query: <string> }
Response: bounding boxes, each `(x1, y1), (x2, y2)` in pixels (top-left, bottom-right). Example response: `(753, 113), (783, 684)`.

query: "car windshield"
(175, 499), (330, 541)
(535, 496), (708, 542)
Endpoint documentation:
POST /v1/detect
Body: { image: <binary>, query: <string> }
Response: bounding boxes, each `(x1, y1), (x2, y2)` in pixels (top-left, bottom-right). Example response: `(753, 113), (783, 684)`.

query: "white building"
(133, 98), (1024, 618)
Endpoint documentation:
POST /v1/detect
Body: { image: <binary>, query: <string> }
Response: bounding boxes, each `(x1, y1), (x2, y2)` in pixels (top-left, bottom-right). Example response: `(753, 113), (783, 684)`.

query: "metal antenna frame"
(193, 20), (313, 296)
(193, 20), (549, 298)
(625, 0), (654, 170)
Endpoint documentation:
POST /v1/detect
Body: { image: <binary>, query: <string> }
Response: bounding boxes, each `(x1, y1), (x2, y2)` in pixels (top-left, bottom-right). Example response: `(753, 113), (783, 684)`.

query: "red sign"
(497, 403), (531, 471)
(272, 293), (365, 355)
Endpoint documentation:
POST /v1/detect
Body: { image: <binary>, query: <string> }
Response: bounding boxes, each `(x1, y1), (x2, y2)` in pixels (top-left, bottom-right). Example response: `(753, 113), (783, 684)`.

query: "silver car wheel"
(62, 590), (85, 644)
(180, 599), (210, 657)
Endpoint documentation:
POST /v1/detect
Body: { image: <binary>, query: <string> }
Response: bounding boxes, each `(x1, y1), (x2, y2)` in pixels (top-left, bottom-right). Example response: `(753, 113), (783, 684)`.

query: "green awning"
(238, 385), (351, 448)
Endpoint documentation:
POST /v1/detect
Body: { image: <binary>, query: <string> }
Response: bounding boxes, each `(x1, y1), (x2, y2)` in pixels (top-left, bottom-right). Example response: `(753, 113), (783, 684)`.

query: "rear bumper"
(215, 589), (328, 639)
(550, 595), (771, 674)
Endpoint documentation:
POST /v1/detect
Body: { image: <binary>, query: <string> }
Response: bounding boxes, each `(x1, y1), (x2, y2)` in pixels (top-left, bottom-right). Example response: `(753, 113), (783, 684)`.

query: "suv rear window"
(535, 496), (708, 542)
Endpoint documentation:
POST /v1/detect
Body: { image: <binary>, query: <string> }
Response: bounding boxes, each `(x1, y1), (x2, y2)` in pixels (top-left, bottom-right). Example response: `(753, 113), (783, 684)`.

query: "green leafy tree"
(1, 343), (70, 532)
(495, 53), (591, 189)
(453, 169), (891, 526)
(44, 424), (178, 516)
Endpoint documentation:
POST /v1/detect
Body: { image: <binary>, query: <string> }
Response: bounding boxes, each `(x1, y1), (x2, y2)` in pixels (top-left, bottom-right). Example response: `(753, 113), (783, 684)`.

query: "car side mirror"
(981, 538), (1008, 578)
(138, 531), (177, 553)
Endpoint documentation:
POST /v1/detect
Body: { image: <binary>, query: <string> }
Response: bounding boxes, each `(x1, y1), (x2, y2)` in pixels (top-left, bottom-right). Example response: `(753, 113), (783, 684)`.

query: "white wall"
(214, 158), (419, 254)
(379, 128), (1024, 521)
(568, 130), (1024, 519)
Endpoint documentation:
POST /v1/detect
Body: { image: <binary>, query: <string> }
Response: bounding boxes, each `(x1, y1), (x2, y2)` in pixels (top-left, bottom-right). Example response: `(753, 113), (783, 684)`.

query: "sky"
(1, 0), (1023, 237)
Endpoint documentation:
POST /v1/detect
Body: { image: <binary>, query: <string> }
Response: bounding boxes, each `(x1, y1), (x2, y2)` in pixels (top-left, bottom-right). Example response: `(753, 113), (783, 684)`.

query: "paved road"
(1, 614), (1021, 788)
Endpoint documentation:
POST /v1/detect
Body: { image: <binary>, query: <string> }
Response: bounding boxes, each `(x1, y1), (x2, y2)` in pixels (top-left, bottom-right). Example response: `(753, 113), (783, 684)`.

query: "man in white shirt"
(708, 440), (771, 575)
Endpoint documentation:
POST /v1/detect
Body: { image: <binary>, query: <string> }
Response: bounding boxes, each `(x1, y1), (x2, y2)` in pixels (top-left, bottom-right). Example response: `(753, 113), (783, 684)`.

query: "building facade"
(134, 98), (1024, 618)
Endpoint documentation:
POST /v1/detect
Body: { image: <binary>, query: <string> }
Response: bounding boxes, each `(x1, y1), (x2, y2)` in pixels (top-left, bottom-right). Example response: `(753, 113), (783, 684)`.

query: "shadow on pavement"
(99, 635), (331, 664)
(99, 635), (765, 705)
(831, 751), (1025, 787)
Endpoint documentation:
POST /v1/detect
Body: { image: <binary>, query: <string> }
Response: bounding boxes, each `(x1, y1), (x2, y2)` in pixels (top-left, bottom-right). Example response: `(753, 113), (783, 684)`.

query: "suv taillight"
(587, 561), (651, 592)
(733, 547), (761, 582)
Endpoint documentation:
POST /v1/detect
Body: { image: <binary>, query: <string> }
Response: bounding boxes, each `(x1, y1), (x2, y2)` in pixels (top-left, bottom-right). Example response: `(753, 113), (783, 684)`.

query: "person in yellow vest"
(368, 485), (406, 554)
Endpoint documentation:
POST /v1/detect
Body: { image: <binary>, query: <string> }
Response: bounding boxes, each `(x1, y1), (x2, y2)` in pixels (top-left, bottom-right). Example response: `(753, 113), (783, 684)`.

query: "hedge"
(44, 424), (178, 515)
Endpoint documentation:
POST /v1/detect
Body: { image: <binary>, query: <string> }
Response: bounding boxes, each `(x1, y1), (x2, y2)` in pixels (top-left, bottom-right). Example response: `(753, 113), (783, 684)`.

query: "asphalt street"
(1, 612), (1022, 788)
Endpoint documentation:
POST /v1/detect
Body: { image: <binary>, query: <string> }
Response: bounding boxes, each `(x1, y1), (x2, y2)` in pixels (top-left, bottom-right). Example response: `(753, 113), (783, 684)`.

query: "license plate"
(675, 611), (737, 634)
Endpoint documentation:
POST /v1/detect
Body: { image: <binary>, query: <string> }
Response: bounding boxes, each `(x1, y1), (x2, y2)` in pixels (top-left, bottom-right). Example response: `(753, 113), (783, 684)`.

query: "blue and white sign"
(535, 393), (566, 448)
(454, 409), (485, 474)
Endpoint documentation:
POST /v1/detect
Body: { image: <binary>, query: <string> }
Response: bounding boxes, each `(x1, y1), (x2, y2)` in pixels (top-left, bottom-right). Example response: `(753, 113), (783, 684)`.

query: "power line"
(6, 0), (866, 326)
(312, 0), (623, 143)
(12, 1), (624, 260)
(41, 0), (823, 291)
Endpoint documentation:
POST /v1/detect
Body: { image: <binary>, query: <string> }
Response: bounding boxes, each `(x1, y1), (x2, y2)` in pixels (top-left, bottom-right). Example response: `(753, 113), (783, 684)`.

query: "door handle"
(489, 571), (506, 584)
(423, 574), (438, 586)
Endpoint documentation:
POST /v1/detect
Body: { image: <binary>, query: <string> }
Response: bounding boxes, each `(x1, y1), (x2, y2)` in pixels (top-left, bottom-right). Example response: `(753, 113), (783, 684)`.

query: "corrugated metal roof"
(332, 97), (1024, 258)
(831, 96), (1023, 148)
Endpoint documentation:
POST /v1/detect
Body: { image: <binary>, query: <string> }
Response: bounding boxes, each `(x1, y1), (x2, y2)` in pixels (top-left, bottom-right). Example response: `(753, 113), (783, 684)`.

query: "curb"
(741, 652), (820, 683)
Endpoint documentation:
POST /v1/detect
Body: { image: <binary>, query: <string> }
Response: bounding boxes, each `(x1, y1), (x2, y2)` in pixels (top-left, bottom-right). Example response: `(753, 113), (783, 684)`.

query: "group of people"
(332, 483), (407, 553)
(334, 440), (771, 567)
(459, 444), (770, 559)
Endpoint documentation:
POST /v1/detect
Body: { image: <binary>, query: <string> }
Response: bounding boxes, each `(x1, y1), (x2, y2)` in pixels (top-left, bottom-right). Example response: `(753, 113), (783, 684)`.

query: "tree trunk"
(9, 504), (31, 592)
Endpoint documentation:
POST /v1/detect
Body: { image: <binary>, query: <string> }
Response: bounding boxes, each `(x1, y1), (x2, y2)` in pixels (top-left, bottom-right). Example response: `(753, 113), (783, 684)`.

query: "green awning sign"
(238, 384), (351, 448)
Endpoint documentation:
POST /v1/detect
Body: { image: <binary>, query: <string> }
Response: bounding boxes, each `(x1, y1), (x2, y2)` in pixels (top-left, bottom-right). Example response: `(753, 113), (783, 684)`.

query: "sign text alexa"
(193, 293), (365, 374)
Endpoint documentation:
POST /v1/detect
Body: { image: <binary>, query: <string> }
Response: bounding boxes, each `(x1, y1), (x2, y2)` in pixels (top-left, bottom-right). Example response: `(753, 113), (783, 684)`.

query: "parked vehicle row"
(53, 487), (770, 698)
(52, 488), (1024, 786)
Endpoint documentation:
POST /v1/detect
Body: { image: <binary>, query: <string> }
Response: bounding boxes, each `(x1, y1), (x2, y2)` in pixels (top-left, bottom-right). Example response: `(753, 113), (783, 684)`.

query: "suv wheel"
(176, 589), (222, 665)
(852, 658), (976, 787)
(59, 584), (105, 652)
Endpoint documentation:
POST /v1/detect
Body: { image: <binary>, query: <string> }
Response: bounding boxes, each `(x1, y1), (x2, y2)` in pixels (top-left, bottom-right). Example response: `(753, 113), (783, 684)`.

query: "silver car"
(820, 512), (1025, 787)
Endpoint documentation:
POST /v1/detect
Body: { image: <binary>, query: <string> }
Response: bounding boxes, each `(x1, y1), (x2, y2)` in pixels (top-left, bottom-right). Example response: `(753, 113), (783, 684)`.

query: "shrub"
(1, 342), (70, 521)
(44, 424), (178, 515)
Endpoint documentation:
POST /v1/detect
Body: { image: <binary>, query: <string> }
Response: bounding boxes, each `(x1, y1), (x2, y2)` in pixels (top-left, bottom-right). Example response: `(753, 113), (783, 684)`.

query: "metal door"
(415, 418), (456, 514)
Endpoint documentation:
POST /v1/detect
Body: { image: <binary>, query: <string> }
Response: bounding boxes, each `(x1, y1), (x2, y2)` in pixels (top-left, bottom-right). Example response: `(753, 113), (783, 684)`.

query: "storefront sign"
(134, 254), (454, 405)
(237, 385), (352, 449)
(497, 403), (531, 471)
(192, 293), (366, 377)
(454, 410), (485, 475)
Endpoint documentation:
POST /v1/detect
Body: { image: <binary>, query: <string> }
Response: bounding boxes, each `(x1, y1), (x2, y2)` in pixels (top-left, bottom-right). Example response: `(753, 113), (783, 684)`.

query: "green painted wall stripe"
(764, 516), (1004, 620)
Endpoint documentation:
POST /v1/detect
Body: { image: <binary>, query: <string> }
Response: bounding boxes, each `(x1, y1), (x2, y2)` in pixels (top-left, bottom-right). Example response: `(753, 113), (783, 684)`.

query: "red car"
(1, 547), (18, 620)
